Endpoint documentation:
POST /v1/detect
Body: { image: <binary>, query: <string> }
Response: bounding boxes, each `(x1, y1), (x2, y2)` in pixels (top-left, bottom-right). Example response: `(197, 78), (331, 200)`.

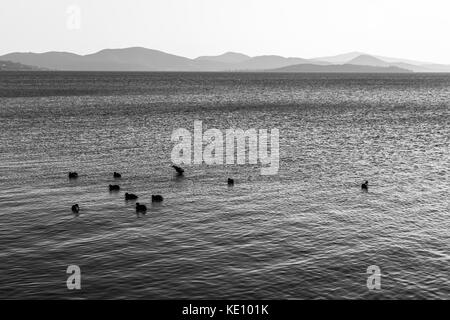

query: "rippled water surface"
(0, 72), (448, 299)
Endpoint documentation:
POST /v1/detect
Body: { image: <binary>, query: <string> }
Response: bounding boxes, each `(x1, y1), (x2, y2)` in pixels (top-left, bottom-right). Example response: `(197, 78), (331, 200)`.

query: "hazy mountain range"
(1, 47), (450, 72)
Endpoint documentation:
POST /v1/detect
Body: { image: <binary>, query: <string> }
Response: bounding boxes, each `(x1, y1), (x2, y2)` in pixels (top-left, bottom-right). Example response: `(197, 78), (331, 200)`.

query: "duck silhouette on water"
(113, 172), (122, 178)
(172, 165), (184, 176)
(136, 203), (147, 213)
(227, 178), (234, 186)
(125, 193), (138, 200)
(71, 204), (80, 213)
(68, 172), (78, 179)
(361, 180), (369, 191)
(152, 195), (164, 202)
(109, 184), (120, 191)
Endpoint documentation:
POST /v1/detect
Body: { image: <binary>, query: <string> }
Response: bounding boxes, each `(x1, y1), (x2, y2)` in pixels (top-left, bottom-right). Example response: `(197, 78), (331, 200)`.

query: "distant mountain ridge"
(346, 54), (390, 67)
(195, 52), (250, 64)
(1, 48), (450, 72)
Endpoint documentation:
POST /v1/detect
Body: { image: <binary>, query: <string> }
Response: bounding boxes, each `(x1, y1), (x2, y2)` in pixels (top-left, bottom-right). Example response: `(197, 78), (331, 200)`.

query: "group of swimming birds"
(69, 166), (368, 214)
(69, 165), (236, 214)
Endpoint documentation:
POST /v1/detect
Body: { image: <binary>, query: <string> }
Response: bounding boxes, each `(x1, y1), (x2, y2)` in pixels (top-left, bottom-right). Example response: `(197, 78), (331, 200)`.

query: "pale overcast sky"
(1, 0), (450, 63)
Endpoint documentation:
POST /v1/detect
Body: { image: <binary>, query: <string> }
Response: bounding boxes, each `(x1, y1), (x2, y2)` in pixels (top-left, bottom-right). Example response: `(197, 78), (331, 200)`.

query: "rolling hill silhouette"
(346, 54), (390, 67)
(1, 48), (450, 72)
(195, 52), (251, 64)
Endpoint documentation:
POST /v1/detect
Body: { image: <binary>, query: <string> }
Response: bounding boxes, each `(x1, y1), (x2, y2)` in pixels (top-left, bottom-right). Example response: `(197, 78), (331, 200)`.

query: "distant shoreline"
(1, 70), (450, 74)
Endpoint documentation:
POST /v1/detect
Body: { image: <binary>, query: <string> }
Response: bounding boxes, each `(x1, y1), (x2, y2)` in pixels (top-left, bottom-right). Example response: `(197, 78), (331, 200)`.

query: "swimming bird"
(125, 193), (138, 200)
(71, 204), (80, 213)
(172, 165), (184, 175)
(136, 203), (147, 213)
(109, 184), (120, 191)
(361, 181), (369, 191)
(68, 172), (78, 179)
(152, 195), (164, 202)
(228, 178), (234, 186)
(113, 172), (122, 178)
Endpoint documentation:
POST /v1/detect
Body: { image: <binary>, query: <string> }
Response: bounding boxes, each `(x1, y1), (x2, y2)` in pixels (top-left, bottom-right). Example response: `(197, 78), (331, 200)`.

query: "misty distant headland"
(1, 47), (450, 72)
(0, 60), (46, 71)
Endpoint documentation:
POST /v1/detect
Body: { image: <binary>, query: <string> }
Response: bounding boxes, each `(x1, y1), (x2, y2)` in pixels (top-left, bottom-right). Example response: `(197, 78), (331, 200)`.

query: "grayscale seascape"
(0, 72), (448, 299)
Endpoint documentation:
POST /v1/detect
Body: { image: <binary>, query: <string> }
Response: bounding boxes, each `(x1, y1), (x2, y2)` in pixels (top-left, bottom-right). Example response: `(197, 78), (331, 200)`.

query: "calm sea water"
(0, 72), (448, 299)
